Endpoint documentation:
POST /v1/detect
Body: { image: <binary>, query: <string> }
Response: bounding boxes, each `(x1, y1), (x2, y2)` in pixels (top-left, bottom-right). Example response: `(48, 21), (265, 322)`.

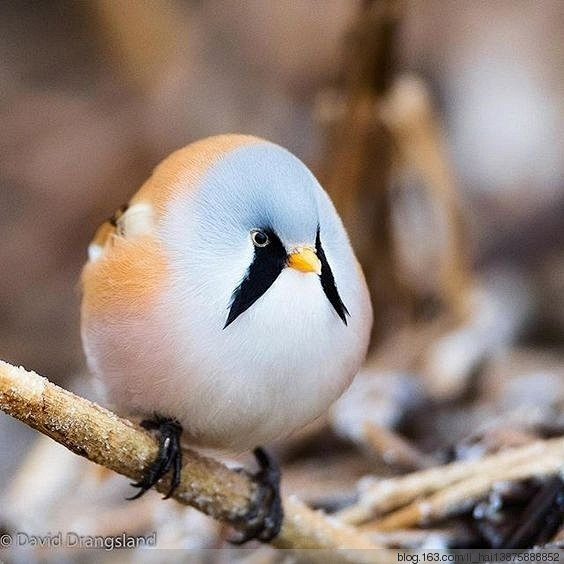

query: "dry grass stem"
(370, 449), (564, 530)
(381, 75), (471, 320)
(362, 422), (436, 470)
(338, 437), (564, 526)
(277, 496), (379, 552)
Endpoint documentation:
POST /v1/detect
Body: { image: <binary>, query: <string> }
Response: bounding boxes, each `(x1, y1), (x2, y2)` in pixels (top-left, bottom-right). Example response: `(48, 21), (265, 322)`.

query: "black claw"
(230, 447), (284, 544)
(163, 433), (182, 500)
(127, 415), (183, 501)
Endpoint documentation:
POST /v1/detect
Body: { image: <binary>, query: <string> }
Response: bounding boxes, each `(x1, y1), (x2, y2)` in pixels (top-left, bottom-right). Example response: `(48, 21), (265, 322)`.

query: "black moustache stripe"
(316, 227), (349, 325)
(224, 227), (350, 328)
(224, 229), (287, 328)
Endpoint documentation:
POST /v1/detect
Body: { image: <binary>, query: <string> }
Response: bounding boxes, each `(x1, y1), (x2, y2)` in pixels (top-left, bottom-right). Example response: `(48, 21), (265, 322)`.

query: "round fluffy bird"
(81, 134), (372, 541)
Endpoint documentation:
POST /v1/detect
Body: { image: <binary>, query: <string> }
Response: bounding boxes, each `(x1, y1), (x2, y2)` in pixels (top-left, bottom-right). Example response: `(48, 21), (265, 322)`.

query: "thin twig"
(362, 422), (436, 470)
(0, 360), (380, 553)
(369, 453), (564, 530)
(337, 437), (564, 526)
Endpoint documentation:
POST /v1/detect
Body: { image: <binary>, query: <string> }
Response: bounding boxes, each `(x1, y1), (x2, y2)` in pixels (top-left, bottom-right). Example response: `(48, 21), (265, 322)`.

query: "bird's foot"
(128, 414), (183, 500)
(230, 447), (284, 544)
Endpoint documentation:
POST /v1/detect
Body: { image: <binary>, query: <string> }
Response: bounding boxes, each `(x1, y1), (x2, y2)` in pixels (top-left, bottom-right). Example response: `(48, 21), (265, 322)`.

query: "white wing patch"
(87, 242), (105, 262)
(87, 202), (154, 262)
(116, 202), (154, 238)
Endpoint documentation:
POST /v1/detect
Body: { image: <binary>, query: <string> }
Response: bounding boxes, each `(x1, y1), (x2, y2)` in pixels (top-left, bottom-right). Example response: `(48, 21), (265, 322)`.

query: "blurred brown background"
(0, 0), (563, 528)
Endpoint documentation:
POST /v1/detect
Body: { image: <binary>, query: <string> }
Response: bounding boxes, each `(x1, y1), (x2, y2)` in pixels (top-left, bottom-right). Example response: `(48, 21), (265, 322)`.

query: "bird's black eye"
(251, 229), (269, 247)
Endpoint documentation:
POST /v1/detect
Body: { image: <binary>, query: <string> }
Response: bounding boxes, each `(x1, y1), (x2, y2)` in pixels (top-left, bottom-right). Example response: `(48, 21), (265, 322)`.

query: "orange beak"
(287, 247), (322, 275)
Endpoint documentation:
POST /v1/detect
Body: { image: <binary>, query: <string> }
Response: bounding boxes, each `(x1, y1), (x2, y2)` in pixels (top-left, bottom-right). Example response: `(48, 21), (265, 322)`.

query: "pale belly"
(82, 304), (359, 452)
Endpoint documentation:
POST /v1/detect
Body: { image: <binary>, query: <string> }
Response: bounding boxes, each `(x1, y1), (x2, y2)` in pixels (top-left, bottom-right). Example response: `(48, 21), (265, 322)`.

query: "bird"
(80, 134), (373, 542)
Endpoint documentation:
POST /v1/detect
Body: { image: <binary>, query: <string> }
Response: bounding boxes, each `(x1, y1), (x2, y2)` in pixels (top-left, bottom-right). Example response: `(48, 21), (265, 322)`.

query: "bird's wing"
(87, 200), (155, 263)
